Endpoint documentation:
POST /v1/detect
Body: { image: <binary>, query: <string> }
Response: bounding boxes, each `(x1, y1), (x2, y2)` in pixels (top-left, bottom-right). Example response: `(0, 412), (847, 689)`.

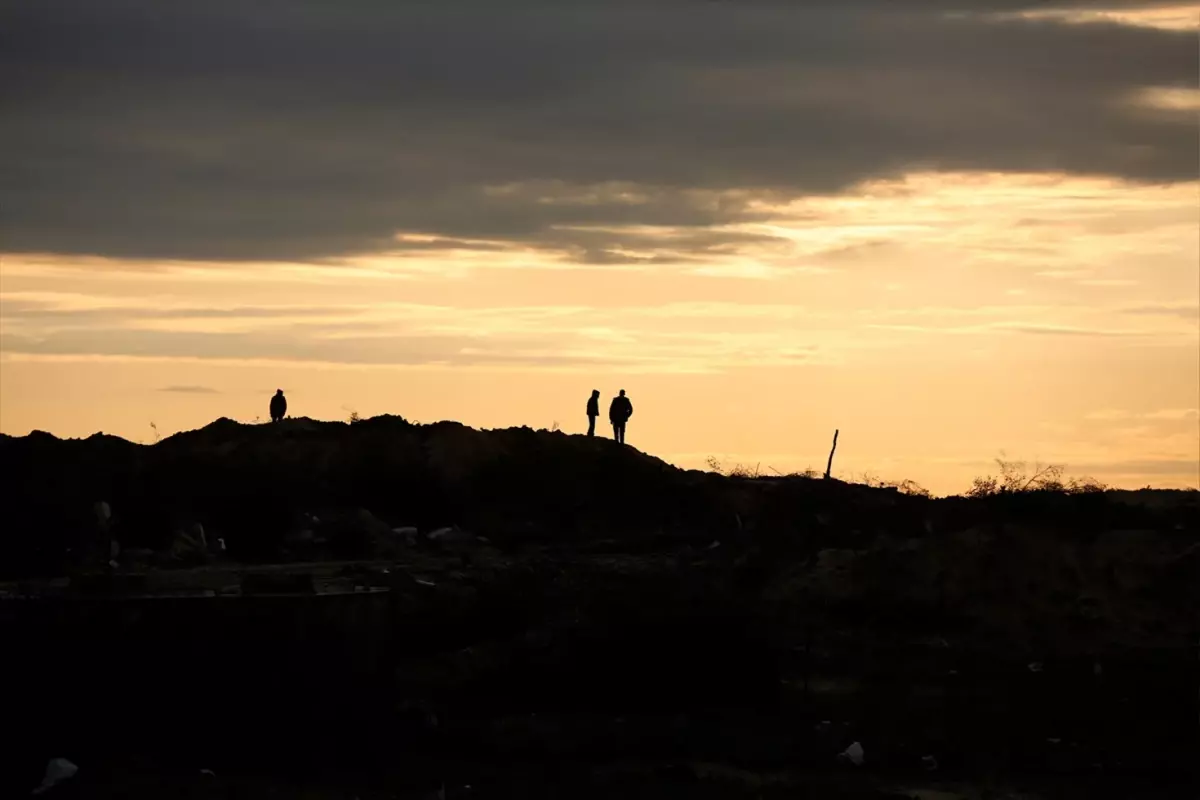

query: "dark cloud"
(159, 385), (220, 394)
(1, 0), (1195, 262)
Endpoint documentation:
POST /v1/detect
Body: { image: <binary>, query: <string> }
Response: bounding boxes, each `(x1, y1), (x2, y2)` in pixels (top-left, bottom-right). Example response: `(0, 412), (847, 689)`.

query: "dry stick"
(824, 429), (839, 480)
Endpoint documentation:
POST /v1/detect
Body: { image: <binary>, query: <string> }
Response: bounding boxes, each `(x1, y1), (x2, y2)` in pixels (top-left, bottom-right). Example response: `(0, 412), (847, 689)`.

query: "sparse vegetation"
(892, 478), (933, 498)
(709, 457), (933, 489)
(708, 458), (825, 480)
(704, 452), (1110, 499)
(704, 456), (764, 478)
(967, 457), (1107, 498)
(853, 471), (933, 497)
(347, 410), (362, 424)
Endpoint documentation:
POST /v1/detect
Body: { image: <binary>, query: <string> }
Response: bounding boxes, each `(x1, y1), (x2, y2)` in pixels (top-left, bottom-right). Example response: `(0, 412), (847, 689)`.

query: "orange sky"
(3, 170), (1197, 495)
(2, 3), (1197, 495)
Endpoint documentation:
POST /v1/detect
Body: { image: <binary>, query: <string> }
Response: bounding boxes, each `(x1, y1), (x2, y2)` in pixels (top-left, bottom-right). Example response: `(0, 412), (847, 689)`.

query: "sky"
(1, 0), (1198, 495)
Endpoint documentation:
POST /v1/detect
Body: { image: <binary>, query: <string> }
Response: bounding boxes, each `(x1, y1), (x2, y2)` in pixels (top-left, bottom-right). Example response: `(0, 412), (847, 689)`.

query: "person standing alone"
(586, 389), (601, 436)
(608, 389), (633, 444)
(270, 389), (288, 422)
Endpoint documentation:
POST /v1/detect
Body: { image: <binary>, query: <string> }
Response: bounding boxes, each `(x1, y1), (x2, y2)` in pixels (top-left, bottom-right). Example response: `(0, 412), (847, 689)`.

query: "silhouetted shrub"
(967, 457), (1107, 497)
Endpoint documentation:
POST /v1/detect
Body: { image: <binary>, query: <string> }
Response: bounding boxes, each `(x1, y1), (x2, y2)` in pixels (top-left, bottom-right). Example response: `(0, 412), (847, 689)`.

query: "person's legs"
(612, 422), (620, 440)
(617, 422), (626, 443)
(587, 416), (595, 436)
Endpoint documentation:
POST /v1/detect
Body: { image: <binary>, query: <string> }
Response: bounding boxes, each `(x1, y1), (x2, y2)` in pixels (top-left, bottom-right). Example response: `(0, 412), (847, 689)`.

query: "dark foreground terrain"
(2, 417), (1197, 798)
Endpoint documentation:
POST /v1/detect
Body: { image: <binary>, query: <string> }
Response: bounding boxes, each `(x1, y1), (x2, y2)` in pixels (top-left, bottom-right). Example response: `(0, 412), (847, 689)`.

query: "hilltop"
(2, 415), (1196, 647)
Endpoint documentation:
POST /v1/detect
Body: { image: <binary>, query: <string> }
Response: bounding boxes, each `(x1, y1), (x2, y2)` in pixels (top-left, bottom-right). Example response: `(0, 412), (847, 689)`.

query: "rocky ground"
(1, 417), (1197, 798)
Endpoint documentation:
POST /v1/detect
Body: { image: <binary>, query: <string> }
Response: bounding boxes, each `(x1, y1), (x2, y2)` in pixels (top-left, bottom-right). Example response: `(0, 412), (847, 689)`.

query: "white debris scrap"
(32, 758), (78, 795)
(839, 741), (864, 766)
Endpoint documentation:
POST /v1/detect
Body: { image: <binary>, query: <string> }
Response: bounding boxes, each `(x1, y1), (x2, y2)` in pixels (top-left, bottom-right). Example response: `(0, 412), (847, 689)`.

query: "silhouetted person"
(609, 389), (633, 444)
(586, 389), (600, 436)
(270, 389), (287, 422)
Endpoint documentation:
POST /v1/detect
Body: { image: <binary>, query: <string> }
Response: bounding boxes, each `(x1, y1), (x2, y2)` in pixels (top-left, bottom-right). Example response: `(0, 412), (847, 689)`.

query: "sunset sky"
(2, 0), (1197, 495)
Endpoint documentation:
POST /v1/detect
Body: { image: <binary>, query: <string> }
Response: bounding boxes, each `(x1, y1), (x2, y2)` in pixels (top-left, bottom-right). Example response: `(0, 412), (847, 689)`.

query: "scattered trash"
(707, 541), (721, 549)
(839, 741), (864, 766)
(1028, 662), (1044, 673)
(921, 754), (938, 771)
(32, 758), (78, 795)
(1047, 737), (1062, 744)
(427, 526), (476, 544)
(415, 578), (437, 587)
(200, 769), (216, 777)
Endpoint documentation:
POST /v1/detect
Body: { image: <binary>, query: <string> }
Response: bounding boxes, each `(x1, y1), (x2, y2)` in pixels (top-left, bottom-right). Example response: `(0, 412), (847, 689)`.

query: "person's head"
(591, 389), (599, 397)
(618, 389), (625, 397)
(276, 389), (283, 395)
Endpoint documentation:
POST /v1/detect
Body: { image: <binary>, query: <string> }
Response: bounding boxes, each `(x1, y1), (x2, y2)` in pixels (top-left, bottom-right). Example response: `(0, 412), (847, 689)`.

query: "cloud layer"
(3, 0), (1196, 262)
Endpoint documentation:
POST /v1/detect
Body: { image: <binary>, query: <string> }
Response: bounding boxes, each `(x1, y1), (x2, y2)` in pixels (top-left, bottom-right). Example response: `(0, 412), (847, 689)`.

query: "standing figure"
(586, 389), (600, 437)
(608, 389), (633, 444)
(270, 389), (288, 422)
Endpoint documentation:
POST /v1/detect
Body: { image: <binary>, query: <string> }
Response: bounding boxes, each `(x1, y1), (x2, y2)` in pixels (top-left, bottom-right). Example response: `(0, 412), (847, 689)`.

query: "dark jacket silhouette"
(270, 389), (287, 422)
(586, 390), (600, 436)
(608, 390), (633, 443)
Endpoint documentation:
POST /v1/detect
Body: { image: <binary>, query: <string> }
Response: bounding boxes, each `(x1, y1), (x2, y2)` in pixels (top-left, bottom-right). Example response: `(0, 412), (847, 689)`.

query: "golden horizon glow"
(3, 171), (1198, 495)
(991, 4), (1200, 31)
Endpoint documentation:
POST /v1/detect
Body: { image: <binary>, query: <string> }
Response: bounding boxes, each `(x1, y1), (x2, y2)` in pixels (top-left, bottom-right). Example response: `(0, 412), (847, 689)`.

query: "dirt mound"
(1, 416), (696, 568)
(2, 416), (1197, 654)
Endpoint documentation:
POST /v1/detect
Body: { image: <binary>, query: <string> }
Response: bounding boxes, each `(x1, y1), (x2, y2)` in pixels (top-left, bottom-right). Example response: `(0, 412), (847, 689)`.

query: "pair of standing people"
(587, 389), (633, 443)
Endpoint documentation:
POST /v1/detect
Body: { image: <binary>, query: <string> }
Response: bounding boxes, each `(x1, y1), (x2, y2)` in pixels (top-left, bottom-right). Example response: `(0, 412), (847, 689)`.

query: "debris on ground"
(31, 758), (77, 795)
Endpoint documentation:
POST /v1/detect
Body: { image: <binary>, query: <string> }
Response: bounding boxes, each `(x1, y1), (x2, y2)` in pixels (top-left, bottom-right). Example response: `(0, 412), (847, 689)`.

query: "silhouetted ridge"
(1, 416), (1197, 793)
